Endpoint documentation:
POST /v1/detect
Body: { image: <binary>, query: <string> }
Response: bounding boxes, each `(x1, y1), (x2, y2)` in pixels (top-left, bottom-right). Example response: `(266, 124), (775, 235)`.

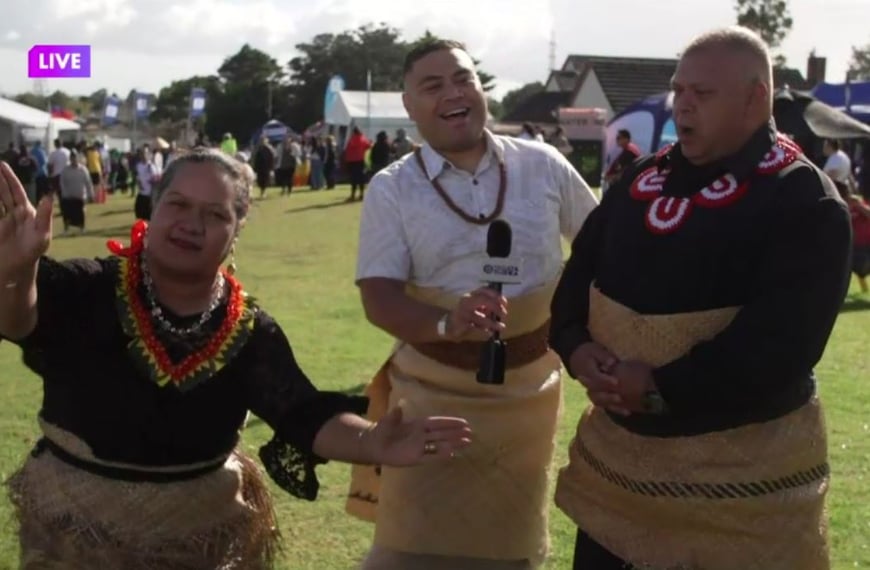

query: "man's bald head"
(682, 26), (773, 108)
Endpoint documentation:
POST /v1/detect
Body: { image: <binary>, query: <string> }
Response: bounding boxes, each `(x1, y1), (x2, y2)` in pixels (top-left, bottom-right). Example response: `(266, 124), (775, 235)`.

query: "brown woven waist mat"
(409, 319), (550, 371)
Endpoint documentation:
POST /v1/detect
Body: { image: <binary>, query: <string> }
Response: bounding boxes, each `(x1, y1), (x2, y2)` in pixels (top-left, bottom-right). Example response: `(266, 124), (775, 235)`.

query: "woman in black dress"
(0, 149), (471, 569)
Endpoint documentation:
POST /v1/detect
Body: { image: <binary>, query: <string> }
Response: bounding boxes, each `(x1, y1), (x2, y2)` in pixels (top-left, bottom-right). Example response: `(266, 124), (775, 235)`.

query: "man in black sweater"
(549, 26), (851, 570)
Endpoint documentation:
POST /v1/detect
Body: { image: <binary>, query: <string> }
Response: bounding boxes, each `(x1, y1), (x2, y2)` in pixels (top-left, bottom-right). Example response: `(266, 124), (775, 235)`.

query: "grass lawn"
(0, 187), (867, 569)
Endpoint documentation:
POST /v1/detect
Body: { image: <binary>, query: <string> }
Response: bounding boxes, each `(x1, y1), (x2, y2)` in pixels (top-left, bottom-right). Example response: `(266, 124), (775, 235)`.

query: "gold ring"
(423, 441), (438, 455)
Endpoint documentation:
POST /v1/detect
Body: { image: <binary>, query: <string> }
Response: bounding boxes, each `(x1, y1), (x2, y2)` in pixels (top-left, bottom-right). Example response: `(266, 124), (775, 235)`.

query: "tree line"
(8, 3), (870, 146)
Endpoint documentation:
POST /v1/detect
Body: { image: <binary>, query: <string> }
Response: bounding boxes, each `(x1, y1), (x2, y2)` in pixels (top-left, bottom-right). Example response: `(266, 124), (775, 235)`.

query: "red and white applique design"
(645, 196), (693, 234)
(693, 174), (749, 208)
(632, 132), (801, 235)
(756, 134), (800, 175)
(630, 167), (666, 200)
(656, 144), (674, 160)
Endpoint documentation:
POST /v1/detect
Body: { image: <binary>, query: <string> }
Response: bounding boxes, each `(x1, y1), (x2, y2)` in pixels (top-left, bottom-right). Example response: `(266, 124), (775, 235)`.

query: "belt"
(32, 437), (228, 483)
(410, 320), (551, 371)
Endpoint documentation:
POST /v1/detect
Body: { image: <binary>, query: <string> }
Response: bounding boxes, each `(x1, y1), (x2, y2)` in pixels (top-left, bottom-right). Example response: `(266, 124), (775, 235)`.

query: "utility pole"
(549, 28), (556, 71)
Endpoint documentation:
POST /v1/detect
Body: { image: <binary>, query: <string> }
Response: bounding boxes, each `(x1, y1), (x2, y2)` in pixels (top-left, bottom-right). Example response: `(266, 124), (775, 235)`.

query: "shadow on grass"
(81, 224), (135, 238)
(285, 199), (358, 214)
(99, 206), (134, 217)
(840, 296), (870, 313)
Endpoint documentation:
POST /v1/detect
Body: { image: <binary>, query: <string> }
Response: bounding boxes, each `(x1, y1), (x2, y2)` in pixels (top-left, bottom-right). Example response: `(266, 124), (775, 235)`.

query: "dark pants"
(134, 193), (152, 220)
(60, 198), (85, 229)
(255, 170), (270, 194)
(49, 175), (61, 196)
(275, 166), (295, 193)
(347, 161), (366, 197)
(324, 162), (336, 189)
(35, 175), (50, 202)
(573, 530), (632, 569)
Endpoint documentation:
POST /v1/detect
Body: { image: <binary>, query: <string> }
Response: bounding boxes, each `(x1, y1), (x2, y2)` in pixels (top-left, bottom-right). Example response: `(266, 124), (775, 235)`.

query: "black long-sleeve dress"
(1, 254), (367, 567)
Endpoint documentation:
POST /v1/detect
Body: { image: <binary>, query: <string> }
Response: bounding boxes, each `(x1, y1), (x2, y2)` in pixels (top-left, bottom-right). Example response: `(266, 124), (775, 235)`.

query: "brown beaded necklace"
(414, 147), (507, 225)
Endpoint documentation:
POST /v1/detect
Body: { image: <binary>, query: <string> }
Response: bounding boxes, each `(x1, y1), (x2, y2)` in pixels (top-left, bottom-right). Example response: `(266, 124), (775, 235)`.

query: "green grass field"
(0, 187), (867, 569)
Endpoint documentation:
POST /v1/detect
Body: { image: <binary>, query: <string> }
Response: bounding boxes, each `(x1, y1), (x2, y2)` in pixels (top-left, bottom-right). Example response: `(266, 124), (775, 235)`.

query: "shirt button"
(473, 179), (479, 185)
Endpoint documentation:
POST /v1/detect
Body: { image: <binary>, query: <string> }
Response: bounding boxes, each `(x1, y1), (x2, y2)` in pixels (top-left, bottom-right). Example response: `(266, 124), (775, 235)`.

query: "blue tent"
(604, 88), (870, 180)
(602, 92), (675, 183)
(811, 81), (870, 124)
(249, 119), (296, 148)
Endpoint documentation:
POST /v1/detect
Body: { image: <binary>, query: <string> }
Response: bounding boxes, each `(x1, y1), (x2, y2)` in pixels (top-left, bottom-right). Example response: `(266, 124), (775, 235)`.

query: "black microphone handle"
(488, 281), (502, 340)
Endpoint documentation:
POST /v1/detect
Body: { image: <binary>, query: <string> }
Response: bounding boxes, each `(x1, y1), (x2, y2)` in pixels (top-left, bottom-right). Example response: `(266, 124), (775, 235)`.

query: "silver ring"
(423, 441), (438, 455)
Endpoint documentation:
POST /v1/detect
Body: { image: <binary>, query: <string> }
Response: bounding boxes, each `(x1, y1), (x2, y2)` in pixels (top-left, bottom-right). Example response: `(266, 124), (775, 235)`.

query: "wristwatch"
(642, 390), (669, 415)
(436, 314), (449, 338)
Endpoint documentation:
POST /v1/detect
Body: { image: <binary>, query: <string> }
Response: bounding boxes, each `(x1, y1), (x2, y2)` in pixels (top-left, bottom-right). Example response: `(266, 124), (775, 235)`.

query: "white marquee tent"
(324, 90), (420, 144)
(0, 97), (81, 148)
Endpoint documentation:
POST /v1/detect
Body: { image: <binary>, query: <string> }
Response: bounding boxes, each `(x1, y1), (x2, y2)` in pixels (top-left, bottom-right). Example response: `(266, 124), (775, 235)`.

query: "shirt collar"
(418, 129), (505, 180)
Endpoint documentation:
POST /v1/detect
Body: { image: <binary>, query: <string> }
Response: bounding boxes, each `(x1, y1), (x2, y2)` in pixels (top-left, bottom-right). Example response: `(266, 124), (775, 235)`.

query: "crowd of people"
(245, 127), (420, 201)
(0, 24), (865, 570)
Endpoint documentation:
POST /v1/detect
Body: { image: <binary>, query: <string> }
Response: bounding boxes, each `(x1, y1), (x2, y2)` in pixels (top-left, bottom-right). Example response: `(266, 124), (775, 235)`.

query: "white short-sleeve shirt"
(823, 150), (852, 184)
(356, 130), (598, 297)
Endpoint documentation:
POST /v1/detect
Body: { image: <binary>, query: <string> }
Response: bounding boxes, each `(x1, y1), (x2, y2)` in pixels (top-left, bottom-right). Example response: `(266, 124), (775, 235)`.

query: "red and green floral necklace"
(107, 221), (255, 390)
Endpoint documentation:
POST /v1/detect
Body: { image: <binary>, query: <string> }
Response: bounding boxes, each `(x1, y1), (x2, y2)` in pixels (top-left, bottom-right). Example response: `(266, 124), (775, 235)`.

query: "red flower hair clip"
(107, 220), (148, 258)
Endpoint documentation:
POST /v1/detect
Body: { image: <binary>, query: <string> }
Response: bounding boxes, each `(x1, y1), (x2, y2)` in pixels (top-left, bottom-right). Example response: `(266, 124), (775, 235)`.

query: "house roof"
(565, 55), (678, 114)
(501, 91), (573, 124)
(507, 55), (813, 126)
(563, 55), (811, 112)
(546, 69), (583, 92)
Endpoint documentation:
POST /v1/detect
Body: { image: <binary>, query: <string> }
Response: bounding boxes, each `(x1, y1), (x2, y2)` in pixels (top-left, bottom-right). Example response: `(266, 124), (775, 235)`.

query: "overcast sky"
(0, 0), (866, 103)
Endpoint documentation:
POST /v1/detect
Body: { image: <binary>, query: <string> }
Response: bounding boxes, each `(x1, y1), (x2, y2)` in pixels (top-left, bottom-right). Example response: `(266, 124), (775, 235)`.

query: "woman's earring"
(227, 242), (237, 275)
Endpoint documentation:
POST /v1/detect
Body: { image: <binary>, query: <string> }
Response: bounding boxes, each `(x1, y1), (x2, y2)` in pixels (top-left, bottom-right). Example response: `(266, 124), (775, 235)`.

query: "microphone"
(476, 219), (520, 385)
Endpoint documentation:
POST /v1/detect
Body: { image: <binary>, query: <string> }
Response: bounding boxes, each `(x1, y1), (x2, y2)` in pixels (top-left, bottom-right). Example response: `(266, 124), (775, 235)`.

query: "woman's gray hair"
(152, 146), (253, 223)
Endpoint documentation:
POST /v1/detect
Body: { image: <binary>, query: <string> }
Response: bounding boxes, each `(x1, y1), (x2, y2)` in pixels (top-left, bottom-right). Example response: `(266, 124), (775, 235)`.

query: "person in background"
(220, 133), (238, 156)
(252, 136), (276, 199)
(324, 135), (338, 190)
(275, 135), (298, 196)
(517, 122), (536, 141)
(235, 152), (256, 181)
(549, 127), (573, 156)
(835, 180), (870, 293)
(2, 142), (18, 166)
(58, 150), (94, 235)
(135, 147), (159, 221)
(99, 142), (112, 194)
(823, 139), (853, 188)
(31, 142), (49, 204)
(344, 127), (371, 201)
(85, 143), (103, 199)
(309, 137), (326, 190)
(47, 139), (71, 198)
(391, 128), (416, 158)
(603, 129), (642, 186)
(13, 144), (37, 206)
(114, 151), (130, 195)
(369, 131), (392, 177)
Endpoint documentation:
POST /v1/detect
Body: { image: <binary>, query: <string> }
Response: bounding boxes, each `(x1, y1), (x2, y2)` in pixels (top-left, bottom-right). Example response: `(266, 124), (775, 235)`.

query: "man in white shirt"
(349, 39), (598, 569)
(135, 147), (159, 220)
(823, 139), (852, 185)
(47, 139), (70, 197)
